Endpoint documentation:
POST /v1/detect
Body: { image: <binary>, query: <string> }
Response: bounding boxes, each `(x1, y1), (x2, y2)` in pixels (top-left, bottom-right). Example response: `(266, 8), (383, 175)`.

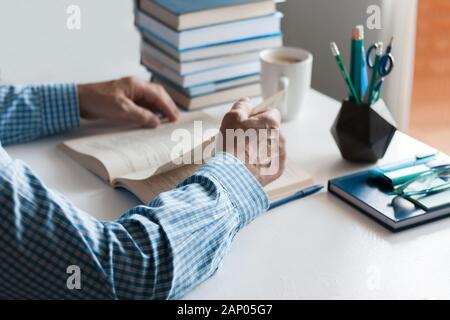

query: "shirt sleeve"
(0, 151), (269, 299)
(0, 84), (80, 146)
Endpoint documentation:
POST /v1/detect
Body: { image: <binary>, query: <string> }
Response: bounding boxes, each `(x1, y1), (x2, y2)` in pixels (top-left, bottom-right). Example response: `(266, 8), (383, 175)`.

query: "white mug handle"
(279, 76), (290, 119)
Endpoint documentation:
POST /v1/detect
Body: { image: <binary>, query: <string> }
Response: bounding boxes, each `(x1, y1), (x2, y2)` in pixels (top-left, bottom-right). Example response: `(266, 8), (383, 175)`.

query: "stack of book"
(135, 0), (283, 110)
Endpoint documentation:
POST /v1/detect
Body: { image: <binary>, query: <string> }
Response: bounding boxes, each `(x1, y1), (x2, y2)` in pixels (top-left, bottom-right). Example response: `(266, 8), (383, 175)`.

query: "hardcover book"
(154, 73), (261, 97)
(142, 41), (261, 75)
(142, 54), (261, 88)
(139, 0), (277, 30)
(155, 80), (261, 110)
(328, 155), (450, 231)
(141, 33), (282, 62)
(136, 10), (283, 50)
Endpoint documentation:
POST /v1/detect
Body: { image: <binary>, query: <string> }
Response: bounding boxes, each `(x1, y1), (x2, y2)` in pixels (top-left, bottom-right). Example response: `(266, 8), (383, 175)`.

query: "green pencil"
(330, 42), (361, 104)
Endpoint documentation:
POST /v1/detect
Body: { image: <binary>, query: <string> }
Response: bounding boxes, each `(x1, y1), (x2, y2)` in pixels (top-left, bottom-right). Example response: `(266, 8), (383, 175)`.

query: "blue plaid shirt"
(0, 84), (269, 299)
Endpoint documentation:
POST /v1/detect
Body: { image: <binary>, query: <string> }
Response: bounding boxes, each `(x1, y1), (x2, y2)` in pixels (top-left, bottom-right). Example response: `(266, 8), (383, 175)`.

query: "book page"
(265, 159), (313, 202)
(62, 112), (219, 183)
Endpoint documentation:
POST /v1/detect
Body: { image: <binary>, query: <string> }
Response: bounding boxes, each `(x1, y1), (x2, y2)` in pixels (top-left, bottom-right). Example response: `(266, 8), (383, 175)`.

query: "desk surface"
(6, 89), (450, 299)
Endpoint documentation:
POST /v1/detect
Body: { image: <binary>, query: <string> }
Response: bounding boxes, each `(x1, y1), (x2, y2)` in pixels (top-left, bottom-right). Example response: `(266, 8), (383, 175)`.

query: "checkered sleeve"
(0, 151), (269, 299)
(0, 84), (80, 146)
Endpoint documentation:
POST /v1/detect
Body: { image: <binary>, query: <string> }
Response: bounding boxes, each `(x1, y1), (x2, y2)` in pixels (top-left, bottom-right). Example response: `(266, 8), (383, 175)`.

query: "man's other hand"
(218, 98), (286, 187)
(78, 77), (179, 127)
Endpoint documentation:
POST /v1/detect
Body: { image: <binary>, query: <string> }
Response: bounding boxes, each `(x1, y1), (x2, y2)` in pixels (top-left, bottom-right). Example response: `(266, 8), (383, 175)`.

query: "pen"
(371, 77), (384, 105)
(250, 90), (285, 116)
(359, 27), (369, 99)
(385, 37), (394, 55)
(351, 25), (368, 102)
(269, 184), (324, 211)
(330, 42), (361, 103)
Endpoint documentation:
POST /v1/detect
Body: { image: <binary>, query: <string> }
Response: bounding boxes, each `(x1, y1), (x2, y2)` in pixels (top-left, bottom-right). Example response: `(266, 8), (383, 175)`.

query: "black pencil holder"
(330, 99), (397, 163)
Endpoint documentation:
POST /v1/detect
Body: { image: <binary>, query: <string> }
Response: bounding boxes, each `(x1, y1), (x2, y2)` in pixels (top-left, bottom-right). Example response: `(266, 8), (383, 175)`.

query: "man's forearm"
(0, 151), (268, 299)
(138, 152), (270, 299)
(0, 84), (80, 146)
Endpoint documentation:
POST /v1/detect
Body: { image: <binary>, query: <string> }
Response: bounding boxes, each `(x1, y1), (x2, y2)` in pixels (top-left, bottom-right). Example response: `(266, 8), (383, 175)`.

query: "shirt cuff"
(193, 152), (269, 229)
(38, 84), (80, 136)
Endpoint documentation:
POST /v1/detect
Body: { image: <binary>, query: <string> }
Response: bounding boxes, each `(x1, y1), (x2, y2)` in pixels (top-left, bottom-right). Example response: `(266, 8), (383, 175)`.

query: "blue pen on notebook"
(269, 184), (324, 211)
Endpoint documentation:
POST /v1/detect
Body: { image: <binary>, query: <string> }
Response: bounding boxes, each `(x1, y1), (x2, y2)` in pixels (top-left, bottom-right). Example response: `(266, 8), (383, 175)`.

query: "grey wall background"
(0, 0), (147, 84)
(279, 0), (382, 101)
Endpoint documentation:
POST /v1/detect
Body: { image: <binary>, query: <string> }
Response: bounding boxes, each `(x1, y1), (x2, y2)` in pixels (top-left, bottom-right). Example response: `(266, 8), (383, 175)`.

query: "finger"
(231, 97), (253, 113)
(121, 97), (161, 128)
(245, 108), (281, 129)
(137, 81), (179, 122)
(252, 107), (281, 124)
(226, 98), (253, 123)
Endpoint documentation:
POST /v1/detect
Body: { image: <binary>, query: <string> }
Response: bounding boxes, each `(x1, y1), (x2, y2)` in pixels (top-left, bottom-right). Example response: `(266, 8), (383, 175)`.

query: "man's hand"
(78, 76), (179, 127)
(218, 98), (286, 186)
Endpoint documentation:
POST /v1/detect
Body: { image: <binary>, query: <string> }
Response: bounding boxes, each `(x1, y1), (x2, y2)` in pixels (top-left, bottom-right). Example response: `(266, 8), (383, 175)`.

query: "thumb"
(121, 97), (161, 128)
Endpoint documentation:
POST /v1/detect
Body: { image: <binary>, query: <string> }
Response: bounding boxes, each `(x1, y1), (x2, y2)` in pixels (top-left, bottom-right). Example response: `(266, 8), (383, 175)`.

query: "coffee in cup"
(260, 47), (313, 121)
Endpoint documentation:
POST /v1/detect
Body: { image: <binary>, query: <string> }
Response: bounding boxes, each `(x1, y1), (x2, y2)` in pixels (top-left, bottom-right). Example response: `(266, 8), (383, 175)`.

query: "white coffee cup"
(260, 47), (313, 121)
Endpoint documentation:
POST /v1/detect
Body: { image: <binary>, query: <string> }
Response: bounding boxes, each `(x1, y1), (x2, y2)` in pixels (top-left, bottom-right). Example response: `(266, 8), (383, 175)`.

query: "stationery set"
(328, 25), (450, 231)
(330, 25), (396, 163)
(328, 153), (450, 231)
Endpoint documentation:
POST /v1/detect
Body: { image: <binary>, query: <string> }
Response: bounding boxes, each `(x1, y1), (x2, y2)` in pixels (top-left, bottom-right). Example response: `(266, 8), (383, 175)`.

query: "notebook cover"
(329, 170), (428, 228)
(151, 0), (268, 15)
(328, 156), (450, 231)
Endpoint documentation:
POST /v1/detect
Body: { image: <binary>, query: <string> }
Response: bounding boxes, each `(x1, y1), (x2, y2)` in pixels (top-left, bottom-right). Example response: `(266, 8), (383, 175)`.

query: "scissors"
(366, 38), (395, 104)
(367, 37), (395, 76)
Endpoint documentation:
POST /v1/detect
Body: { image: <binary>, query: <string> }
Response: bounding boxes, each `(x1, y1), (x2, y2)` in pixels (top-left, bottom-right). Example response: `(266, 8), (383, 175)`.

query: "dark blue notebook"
(152, 0), (267, 14)
(328, 156), (450, 231)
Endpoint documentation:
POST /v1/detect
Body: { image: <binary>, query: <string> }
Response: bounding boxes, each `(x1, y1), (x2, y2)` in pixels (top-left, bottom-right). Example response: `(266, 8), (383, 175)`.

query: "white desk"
(5, 89), (450, 299)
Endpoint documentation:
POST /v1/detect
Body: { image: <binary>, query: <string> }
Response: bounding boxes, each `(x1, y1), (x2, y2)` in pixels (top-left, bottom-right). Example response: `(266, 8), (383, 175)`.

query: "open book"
(62, 111), (313, 204)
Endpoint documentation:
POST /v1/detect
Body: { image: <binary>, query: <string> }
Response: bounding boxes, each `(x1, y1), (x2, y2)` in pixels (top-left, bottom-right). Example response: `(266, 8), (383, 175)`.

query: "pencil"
(330, 42), (361, 104)
(352, 25), (368, 102)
